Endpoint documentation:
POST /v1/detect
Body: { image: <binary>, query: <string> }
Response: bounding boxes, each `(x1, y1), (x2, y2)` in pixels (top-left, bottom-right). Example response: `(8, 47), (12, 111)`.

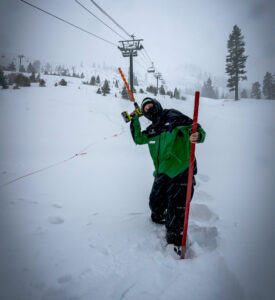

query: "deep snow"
(0, 74), (274, 300)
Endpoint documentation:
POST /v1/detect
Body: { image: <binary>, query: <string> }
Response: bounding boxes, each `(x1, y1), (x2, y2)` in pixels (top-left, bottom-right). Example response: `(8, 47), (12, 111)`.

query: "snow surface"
(0, 75), (274, 300)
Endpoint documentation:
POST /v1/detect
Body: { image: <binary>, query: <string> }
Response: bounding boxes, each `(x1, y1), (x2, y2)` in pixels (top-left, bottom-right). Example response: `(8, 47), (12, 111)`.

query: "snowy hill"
(0, 77), (274, 300)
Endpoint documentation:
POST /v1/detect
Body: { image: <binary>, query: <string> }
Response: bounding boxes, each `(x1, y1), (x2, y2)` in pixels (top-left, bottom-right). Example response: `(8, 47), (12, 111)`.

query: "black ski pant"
(149, 171), (195, 235)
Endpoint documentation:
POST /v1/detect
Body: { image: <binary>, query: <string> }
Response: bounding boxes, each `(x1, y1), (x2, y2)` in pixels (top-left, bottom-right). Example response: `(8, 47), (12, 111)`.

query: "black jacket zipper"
(156, 134), (161, 174)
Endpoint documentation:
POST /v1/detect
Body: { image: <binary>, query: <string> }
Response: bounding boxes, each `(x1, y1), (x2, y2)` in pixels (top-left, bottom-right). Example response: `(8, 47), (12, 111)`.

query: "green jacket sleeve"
(186, 124), (206, 143)
(197, 126), (206, 143)
(130, 115), (149, 145)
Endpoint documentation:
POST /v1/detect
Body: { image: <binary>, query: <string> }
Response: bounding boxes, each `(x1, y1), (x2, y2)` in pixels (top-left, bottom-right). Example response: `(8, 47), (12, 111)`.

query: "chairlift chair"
(147, 62), (155, 73)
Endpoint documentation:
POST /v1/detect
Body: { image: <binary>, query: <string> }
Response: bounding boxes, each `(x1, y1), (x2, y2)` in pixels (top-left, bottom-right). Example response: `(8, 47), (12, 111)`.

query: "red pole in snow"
(180, 91), (200, 259)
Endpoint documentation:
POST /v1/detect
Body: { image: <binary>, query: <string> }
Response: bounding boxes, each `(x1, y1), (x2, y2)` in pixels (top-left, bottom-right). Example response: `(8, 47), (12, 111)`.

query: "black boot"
(166, 231), (182, 246)
(151, 211), (167, 225)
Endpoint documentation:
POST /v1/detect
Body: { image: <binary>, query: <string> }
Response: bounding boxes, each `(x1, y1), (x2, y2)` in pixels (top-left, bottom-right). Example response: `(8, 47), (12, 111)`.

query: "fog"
(0, 0), (274, 87)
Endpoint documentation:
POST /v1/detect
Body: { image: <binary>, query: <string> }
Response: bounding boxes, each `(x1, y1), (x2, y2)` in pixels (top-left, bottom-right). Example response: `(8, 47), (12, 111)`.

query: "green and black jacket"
(130, 109), (206, 178)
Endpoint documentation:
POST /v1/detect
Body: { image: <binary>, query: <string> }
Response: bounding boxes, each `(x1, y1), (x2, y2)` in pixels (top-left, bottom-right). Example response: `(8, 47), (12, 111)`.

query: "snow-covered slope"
(0, 77), (274, 300)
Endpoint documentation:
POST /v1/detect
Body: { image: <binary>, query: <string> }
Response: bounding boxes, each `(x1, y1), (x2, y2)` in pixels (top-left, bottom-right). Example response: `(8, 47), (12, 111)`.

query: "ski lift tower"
(154, 72), (162, 95)
(118, 35), (143, 94)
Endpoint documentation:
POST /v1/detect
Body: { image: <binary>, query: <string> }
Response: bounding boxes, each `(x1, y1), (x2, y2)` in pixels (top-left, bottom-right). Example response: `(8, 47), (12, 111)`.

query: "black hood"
(141, 97), (163, 123)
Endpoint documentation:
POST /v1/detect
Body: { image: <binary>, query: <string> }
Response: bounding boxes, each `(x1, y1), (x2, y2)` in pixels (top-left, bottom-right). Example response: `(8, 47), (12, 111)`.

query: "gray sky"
(0, 0), (274, 87)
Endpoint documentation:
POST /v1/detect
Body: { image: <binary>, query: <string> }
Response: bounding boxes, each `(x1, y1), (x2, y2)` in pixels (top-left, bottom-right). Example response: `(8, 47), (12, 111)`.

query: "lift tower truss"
(118, 35), (143, 94)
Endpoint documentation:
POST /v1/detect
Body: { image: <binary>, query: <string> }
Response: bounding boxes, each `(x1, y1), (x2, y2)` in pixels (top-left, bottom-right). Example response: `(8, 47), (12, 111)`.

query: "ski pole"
(118, 67), (142, 122)
(180, 91), (200, 259)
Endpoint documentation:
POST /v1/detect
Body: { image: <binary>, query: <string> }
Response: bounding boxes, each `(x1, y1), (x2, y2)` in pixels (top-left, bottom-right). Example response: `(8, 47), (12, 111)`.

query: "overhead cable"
(20, 0), (117, 47)
(89, 0), (132, 39)
(74, 0), (127, 40)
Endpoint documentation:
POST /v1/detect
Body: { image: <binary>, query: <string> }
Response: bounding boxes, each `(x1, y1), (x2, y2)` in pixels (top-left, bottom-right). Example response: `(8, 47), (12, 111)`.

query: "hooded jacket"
(130, 103), (206, 178)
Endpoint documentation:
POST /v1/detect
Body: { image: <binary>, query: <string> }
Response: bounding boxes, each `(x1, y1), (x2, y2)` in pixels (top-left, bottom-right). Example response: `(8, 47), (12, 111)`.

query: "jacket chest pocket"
(148, 139), (159, 159)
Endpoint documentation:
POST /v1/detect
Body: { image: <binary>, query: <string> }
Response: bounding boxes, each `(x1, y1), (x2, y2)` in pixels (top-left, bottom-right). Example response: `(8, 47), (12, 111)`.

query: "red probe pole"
(180, 91), (200, 259)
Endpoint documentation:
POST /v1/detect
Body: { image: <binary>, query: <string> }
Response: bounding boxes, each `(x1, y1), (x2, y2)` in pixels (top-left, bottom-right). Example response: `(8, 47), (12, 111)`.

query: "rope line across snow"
(0, 128), (124, 189)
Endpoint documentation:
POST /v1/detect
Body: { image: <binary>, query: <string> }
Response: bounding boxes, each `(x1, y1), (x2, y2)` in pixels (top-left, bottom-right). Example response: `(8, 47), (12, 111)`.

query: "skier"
(130, 97), (206, 247)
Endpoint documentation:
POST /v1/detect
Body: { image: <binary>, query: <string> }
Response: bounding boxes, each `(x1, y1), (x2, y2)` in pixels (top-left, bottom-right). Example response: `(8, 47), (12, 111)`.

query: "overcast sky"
(0, 0), (274, 87)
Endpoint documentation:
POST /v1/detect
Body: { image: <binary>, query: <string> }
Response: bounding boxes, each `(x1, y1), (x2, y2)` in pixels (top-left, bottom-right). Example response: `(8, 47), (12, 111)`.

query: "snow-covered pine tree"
(240, 89), (248, 98)
(226, 25), (248, 100)
(262, 72), (273, 100)
(96, 87), (101, 94)
(101, 79), (110, 96)
(251, 82), (261, 99)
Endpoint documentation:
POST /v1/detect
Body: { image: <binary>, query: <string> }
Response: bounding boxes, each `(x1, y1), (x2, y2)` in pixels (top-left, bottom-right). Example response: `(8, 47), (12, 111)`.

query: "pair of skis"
(118, 68), (200, 259)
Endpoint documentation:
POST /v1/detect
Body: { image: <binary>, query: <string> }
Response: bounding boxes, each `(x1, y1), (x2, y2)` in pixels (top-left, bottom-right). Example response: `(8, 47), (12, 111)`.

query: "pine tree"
(96, 87), (101, 94)
(226, 25), (248, 100)
(59, 78), (67, 86)
(101, 79), (110, 95)
(121, 86), (130, 99)
(173, 88), (180, 99)
(159, 85), (165, 95)
(201, 77), (216, 98)
(240, 89), (248, 98)
(39, 79), (46, 87)
(139, 88), (144, 94)
(115, 80), (119, 88)
(27, 63), (34, 73)
(271, 75), (275, 100)
(44, 63), (52, 74)
(167, 91), (173, 98)
(0, 70), (8, 89)
(251, 82), (261, 99)
(33, 60), (41, 73)
(215, 88), (219, 99)
(96, 75), (100, 85)
(262, 72), (273, 99)
(29, 71), (36, 83)
(19, 65), (26, 72)
(146, 85), (157, 95)
(7, 62), (16, 71)
(80, 72), (84, 79)
(90, 76), (96, 85)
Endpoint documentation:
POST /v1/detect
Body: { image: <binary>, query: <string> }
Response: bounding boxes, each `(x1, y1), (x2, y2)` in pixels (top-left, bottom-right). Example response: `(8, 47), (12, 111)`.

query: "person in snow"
(130, 97), (206, 246)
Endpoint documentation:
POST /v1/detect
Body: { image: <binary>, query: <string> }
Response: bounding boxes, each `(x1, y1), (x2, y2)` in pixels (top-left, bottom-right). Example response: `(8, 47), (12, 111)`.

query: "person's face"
(144, 103), (154, 112)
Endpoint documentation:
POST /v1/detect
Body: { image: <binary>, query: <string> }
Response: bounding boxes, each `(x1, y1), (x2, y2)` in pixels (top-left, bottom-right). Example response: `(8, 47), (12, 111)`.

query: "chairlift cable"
(143, 47), (153, 63)
(140, 49), (151, 64)
(19, 0), (117, 47)
(74, 0), (127, 40)
(89, 0), (132, 39)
